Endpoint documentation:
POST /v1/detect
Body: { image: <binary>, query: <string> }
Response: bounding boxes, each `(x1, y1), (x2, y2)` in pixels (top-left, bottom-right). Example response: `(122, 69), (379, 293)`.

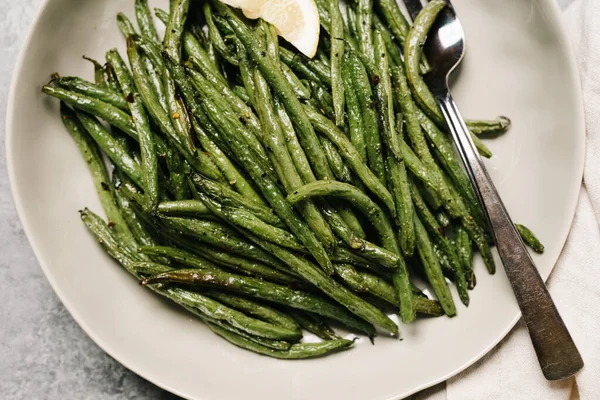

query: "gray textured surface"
(0, 0), (576, 399)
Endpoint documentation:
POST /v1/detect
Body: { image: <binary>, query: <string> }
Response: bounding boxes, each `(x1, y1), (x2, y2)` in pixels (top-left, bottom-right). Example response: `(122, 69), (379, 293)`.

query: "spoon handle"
(436, 92), (584, 381)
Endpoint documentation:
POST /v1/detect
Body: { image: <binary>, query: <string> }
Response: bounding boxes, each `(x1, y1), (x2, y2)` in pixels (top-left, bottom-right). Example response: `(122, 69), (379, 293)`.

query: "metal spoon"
(404, 0), (584, 381)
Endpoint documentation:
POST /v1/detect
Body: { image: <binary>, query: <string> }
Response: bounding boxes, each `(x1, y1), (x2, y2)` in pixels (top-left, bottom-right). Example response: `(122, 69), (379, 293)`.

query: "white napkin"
(414, 1), (600, 399)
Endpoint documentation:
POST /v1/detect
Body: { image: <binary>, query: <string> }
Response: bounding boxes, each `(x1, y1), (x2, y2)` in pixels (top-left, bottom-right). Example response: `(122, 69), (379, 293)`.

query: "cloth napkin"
(414, 1), (600, 399)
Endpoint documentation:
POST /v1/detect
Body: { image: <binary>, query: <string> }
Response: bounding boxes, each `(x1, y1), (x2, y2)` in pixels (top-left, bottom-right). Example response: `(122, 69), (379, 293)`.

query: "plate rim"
(5, 0), (586, 399)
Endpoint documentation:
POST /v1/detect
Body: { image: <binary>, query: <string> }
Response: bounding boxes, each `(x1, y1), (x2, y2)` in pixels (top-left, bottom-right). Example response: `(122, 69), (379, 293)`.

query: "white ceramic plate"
(6, 0), (584, 399)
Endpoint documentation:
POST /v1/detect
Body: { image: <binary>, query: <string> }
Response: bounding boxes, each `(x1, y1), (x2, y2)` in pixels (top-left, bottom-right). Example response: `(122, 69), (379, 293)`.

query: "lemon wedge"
(220, 0), (320, 58)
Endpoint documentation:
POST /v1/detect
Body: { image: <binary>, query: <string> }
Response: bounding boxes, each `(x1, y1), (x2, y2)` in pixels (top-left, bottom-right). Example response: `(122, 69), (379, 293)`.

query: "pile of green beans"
(43, 0), (544, 359)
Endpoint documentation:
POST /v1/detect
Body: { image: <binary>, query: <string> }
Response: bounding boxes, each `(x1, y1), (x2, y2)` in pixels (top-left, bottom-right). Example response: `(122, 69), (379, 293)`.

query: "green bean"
(163, 0), (190, 62)
(168, 286), (302, 341)
(142, 268), (375, 335)
(158, 200), (211, 217)
(42, 85), (138, 139)
(207, 323), (354, 359)
(356, 0), (375, 61)
(209, 197), (305, 252)
(404, 0), (446, 126)
(186, 68), (270, 167)
(198, 315), (292, 351)
(127, 41), (223, 181)
(83, 56), (105, 86)
(182, 30), (225, 85)
(415, 109), (486, 227)
(288, 311), (340, 340)
(255, 24), (312, 101)
(302, 105), (396, 215)
(329, 0), (345, 126)
(238, 54), (257, 105)
(154, 7), (169, 25)
(375, 0), (410, 46)
(385, 120), (416, 257)
(334, 264), (442, 316)
(252, 68), (336, 251)
(117, 12), (137, 38)
(135, 0), (160, 44)
(232, 85), (250, 104)
(106, 50), (160, 211)
(320, 137), (353, 183)
(139, 245), (216, 270)
(60, 103), (137, 250)
(400, 140), (439, 193)
(188, 58), (265, 148)
(203, 3), (239, 66)
(57, 76), (128, 111)
(260, 20), (280, 60)
(387, 159), (415, 257)
(218, 6), (335, 182)
(314, 0), (332, 33)
(242, 233), (397, 334)
(161, 216), (284, 262)
(273, 98), (313, 184)
(140, 245), (299, 285)
(317, 206), (397, 268)
(163, 69), (195, 154)
(165, 150), (190, 201)
(470, 133), (493, 159)
(419, 180), (443, 210)
(449, 180), (495, 274)
(337, 205), (367, 240)
(374, 30), (402, 160)
(115, 169), (147, 205)
(286, 45), (331, 83)
(190, 175), (279, 224)
(73, 110), (144, 188)
(104, 50), (135, 95)
(280, 64), (311, 100)
(279, 47), (328, 86)
(342, 66), (367, 164)
(131, 34), (165, 73)
(205, 291), (301, 333)
(157, 209), (289, 273)
(205, 35), (222, 72)
(436, 210), (451, 228)
(343, 51), (386, 185)
(410, 182), (469, 306)
(467, 117), (511, 135)
(80, 209), (145, 274)
(113, 171), (161, 251)
(107, 62), (125, 90)
(516, 224), (545, 254)
(373, 15), (402, 66)
(130, 93), (159, 206)
(346, 5), (359, 40)
(308, 81), (333, 115)
(372, 31), (415, 258)
(414, 213), (456, 316)
(413, 296), (445, 317)
(257, 24), (311, 100)
(455, 226), (475, 289)
(288, 181), (397, 253)
(146, 283), (296, 342)
(190, 119), (263, 204)
(141, 52), (169, 116)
